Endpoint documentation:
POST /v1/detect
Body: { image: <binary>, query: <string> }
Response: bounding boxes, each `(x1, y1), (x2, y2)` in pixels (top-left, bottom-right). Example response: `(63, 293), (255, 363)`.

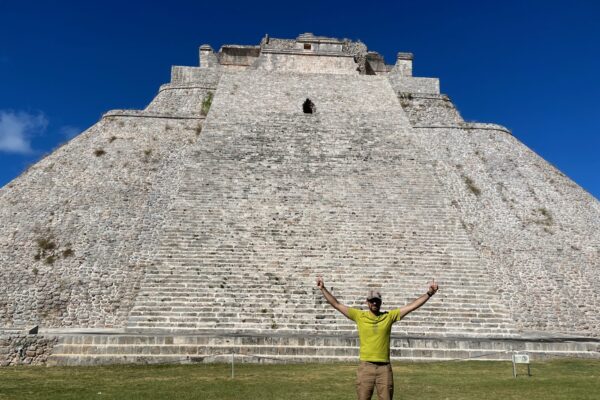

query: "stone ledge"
(413, 123), (512, 135)
(102, 110), (206, 120)
(158, 83), (218, 93)
(40, 328), (600, 343)
(39, 328), (127, 335)
(261, 48), (355, 58)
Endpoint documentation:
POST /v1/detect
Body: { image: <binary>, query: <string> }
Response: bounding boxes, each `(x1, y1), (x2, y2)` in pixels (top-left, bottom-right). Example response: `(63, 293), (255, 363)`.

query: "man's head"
(366, 290), (382, 314)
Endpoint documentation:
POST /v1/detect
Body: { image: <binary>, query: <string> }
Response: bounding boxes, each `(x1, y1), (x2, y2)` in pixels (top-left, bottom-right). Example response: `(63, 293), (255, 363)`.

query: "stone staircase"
(124, 71), (516, 339)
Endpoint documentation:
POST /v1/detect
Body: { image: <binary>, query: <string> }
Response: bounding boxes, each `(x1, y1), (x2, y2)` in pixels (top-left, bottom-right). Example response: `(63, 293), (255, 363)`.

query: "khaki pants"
(356, 361), (394, 400)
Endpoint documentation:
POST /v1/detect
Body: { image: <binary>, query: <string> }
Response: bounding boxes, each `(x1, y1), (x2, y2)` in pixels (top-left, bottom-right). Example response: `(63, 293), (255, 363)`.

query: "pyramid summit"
(1, 33), (599, 365)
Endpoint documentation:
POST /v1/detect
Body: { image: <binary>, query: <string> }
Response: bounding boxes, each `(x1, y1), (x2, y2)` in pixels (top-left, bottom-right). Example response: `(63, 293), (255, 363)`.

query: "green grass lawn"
(0, 359), (598, 399)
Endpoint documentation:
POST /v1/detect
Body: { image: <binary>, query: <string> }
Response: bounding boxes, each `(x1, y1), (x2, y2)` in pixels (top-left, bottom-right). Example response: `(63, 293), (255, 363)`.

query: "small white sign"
(513, 353), (530, 364)
(512, 352), (531, 377)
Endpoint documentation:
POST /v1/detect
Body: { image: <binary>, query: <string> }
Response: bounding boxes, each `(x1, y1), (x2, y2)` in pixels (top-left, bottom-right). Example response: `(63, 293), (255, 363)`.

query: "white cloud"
(0, 110), (48, 154)
(60, 125), (81, 139)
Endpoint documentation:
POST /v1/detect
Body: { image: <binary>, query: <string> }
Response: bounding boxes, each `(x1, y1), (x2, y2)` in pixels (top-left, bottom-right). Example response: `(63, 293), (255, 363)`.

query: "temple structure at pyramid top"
(161, 33), (438, 94)
(197, 32), (415, 76)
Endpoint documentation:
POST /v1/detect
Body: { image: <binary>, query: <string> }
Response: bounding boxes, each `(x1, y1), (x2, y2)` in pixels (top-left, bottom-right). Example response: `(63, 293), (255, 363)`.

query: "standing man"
(316, 276), (439, 400)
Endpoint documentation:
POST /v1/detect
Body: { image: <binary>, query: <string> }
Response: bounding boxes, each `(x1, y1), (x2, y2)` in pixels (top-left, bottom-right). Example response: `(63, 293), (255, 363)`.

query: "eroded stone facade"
(0, 335), (58, 366)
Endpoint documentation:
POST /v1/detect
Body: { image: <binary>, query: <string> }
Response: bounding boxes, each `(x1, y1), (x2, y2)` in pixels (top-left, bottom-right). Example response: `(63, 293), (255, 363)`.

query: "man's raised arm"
(399, 279), (439, 319)
(316, 276), (351, 319)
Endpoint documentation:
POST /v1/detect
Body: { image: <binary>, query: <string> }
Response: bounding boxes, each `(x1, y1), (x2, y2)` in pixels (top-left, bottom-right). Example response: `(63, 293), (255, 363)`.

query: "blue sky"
(1, 1), (599, 199)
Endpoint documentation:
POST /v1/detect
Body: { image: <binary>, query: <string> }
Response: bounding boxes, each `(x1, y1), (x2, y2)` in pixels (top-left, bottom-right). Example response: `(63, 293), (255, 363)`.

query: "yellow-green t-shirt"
(347, 308), (402, 362)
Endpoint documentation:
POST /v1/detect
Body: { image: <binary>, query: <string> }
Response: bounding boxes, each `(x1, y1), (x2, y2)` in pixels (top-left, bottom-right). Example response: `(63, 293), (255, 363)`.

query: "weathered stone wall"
(400, 96), (600, 336)
(217, 46), (261, 68)
(261, 37), (296, 51)
(393, 53), (414, 76)
(0, 58), (216, 330)
(0, 334), (58, 366)
(144, 68), (221, 115)
(170, 66), (221, 86)
(256, 51), (359, 74)
(255, 34), (371, 75)
(388, 71), (440, 94)
(145, 87), (214, 116)
(0, 114), (202, 328)
(399, 94), (463, 126)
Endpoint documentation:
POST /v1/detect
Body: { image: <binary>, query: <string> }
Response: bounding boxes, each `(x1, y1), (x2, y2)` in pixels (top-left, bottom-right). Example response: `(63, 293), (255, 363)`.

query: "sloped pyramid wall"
(396, 94), (600, 335)
(0, 89), (212, 329)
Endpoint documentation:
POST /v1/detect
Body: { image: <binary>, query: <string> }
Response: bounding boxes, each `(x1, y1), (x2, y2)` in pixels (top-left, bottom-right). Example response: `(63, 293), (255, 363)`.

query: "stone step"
(134, 291), (501, 300)
(137, 282), (490, 290)
(124, 323), (515, 335)
(136, 277), (490, 284)
(127, 310), (513, 322)
(124, 323), (515, 334)
(47, 333), (600, 366)
(126, 314), (514, 325)
(136, 285), (489, 292)
(127, 314), (512, 324)
(126, 311), (513, 321)
(138, 273), (491, 280)
(131, 291), (505, 298)
(129, 299), (510, 310)
(127, 307), (509, 317)
(128, 306), (511, 319)
(126, 304), (511, 314)
(142, 269), (488, 276)
(148, 255), (482, 260)
(126, 318), (514, 328)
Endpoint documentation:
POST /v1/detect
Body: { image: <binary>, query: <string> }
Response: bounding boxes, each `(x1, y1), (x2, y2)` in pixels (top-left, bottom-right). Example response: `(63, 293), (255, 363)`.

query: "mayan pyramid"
(1, 33), (598, 365)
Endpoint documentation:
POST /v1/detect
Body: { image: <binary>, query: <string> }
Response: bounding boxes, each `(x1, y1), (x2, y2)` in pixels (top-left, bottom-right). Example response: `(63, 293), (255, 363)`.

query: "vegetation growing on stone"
(35, 237), (57, 264)
(44, 255), (56, 265)
(34, 234), (74, 265)
(94, 149), (106, 157)
(398, 92), (413, 107)
(36, 238), (56, 251)
(200, 92), (214, 116)
(534, 207), (553, 226)
(142, 149), (154, 163)
(463, 176), (481, 196)
(62, 248), (74, 258)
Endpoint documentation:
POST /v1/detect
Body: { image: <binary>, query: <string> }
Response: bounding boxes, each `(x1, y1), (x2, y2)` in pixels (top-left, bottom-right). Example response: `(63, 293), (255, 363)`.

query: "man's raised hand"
(428, 278), (439, 295)
(316, 276), (325, 289)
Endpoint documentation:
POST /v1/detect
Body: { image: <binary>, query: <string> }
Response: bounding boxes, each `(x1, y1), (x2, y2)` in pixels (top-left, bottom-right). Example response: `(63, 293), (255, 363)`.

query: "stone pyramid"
(1, 33), (598, 366)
